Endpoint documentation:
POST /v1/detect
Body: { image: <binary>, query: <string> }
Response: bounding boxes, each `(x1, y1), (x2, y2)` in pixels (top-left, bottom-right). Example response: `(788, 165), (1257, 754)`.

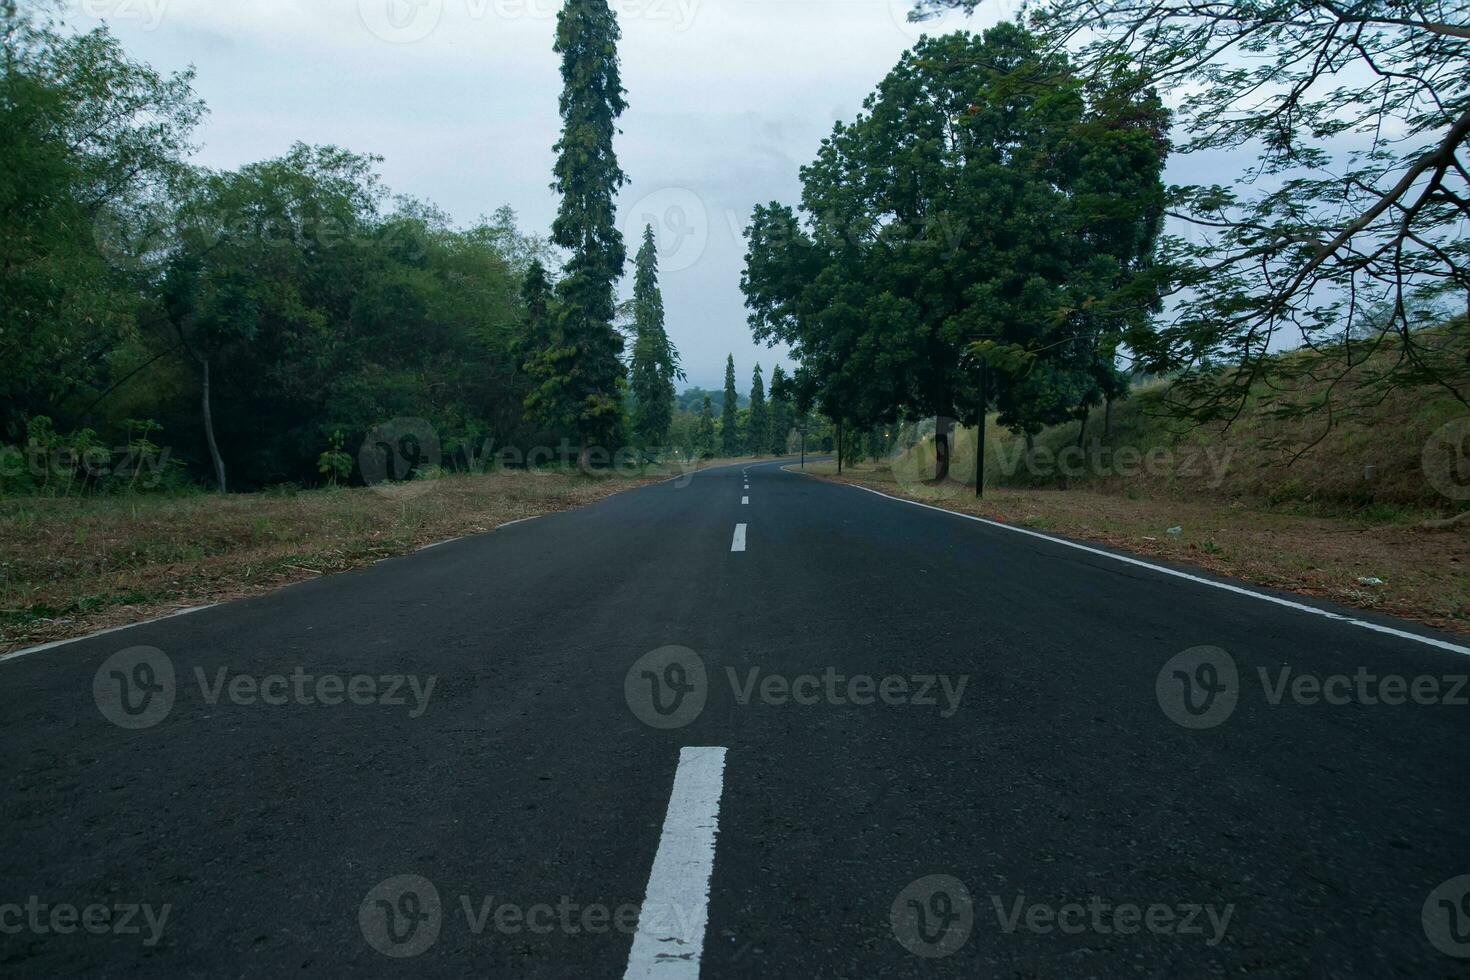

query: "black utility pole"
(975, 360), (987, 499)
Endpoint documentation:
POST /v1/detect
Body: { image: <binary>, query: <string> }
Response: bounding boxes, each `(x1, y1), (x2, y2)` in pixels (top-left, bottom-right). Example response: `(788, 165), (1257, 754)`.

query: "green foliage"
(721, 355), (741, 456)
(743, 25), (1168, 460)
(0, 6), (203, 439)
(916, 0), (1470, 430)
(768, 364), (793, 455)
(695, 395), (716, 459)
(746, 364), (768, 454)
(629, 226), (682, 451)
(317, 430), (352, 486)
(541, 0), (630, 457)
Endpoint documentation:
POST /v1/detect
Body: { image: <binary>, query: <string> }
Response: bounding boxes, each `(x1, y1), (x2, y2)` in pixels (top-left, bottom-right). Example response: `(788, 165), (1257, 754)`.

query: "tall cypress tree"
(520, 258), (578, 433)
(768, 363), (792, 455)
(721, 354), (740, 456)
(629, 225), (680, 452)
(541, 0), (628, 470)
(746, 363), (768, 455)
(696, 395), (716, 459)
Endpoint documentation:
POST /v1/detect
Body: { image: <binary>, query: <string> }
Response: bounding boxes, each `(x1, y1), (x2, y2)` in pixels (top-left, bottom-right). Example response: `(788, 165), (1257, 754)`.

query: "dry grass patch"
(802, 461), (1470, 635)
(0, 461), (742, 652)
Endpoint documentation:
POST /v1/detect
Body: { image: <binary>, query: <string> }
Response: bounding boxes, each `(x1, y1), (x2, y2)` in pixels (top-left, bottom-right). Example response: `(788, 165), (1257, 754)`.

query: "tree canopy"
(744, 24), (1168, 476)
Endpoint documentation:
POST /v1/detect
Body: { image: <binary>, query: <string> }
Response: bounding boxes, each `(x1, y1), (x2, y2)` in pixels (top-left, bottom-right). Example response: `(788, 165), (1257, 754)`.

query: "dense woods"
(1, 1), (695, 495)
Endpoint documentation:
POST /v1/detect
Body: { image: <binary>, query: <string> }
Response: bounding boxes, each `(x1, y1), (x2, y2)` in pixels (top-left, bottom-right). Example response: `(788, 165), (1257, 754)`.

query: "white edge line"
(622, 746), (728, 980)
(812, 476), (1470, 657)
(0, 604), (219, 665)
(416, 535), (466, 551)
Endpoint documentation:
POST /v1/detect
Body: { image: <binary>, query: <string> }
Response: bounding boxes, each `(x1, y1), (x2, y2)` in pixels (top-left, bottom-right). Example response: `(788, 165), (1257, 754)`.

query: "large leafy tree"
(745, 26), (1167, 478)
(721, 354), (741, 456)
(0, 4), (203, 438)
(537, 0), (629, 469)
(157, 145), (383, 490)
(915, 0), (1470, 441)
(629, 225), (682, 451)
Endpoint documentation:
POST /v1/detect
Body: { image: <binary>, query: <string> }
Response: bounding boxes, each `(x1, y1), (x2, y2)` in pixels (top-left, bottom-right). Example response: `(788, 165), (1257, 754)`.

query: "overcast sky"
(66, 0), (1028, 389)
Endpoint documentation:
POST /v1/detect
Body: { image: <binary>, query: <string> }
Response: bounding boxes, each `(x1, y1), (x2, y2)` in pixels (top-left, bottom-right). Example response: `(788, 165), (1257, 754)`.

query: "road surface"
(3, 460), (1468, 977)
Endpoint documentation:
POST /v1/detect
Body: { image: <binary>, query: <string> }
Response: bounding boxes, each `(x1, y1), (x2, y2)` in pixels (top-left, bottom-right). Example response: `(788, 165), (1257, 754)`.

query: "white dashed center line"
(741, 496), (749, 505)
(623, 747), (728, 980)
(730, 524), (747, 552)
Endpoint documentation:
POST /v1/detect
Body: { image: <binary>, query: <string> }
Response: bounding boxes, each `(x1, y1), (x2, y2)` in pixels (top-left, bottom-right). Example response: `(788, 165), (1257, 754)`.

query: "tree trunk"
(1104, 397), (1113, 438)
(975, 362), (987, 499)
(836, 421), (843, 475)
(933, 417), (951, 482)
(1076, 407), (1089, 449)
(577, 436), (592, 475)
(198, 354), (226, 493)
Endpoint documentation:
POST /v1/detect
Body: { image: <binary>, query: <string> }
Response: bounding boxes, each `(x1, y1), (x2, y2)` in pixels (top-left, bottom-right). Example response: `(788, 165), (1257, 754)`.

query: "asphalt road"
(3, 459), (1468, 978)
